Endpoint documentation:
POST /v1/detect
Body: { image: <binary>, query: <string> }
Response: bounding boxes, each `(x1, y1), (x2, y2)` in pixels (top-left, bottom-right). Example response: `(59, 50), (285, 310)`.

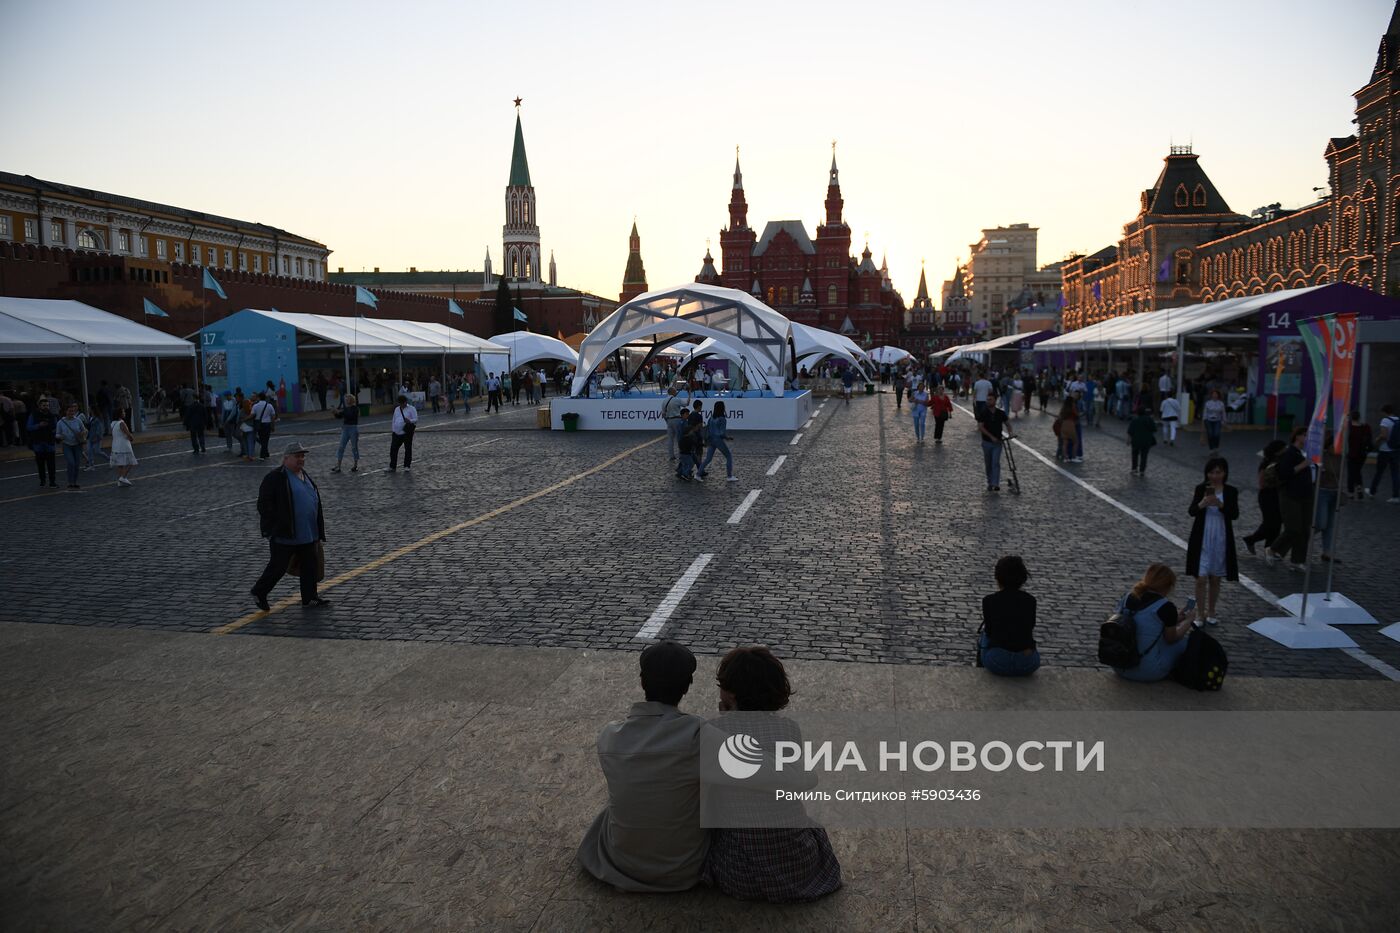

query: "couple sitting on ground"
(578, 642), (842, 902)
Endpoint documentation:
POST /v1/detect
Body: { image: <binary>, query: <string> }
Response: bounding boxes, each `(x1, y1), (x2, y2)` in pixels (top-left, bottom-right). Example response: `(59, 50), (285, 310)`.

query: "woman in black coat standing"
(1241, 440), (1286, 555)
(1186, 457), (1239, 626)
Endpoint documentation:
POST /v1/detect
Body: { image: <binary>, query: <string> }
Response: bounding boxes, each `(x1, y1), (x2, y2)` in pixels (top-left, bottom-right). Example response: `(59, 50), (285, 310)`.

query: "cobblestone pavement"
(1, 391), (1397, 680)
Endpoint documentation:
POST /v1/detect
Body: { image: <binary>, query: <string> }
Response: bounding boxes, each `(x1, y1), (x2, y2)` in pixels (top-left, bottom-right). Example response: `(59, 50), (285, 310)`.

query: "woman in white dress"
(109, 418), (138, 486)
(1186, 457), (1239, 625)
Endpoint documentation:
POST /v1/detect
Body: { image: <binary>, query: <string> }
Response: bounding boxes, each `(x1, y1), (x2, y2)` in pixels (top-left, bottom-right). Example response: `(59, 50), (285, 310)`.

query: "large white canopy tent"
(205, 309), (507, 400)
(867, 345), (912, 366)
(571, 283), (794, 396)
(481, 331), (580, 377)
(0, 297), (195, 424)
(791, 322), (877, 379)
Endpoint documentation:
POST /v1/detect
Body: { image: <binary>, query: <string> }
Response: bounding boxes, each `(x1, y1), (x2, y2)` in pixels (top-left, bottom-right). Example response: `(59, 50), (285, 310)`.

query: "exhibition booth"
(554, 283), (812, 430)
(195, 309), (505, 412)
(0, 297), (195, 430)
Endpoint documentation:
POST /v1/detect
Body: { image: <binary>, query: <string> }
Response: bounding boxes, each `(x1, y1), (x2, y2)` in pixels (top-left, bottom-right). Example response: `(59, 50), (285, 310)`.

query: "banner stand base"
(1277, 592), (1378, 626)
(1379, 623), (1400, 645)
(1249, 617), (1358, 650)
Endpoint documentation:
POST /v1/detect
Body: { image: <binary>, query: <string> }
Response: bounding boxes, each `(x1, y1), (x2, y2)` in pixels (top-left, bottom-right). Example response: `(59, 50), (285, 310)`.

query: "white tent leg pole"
(343, 347), (351, 401)
(79, 357), (90, 415)
(398, 353), (403, 398)
(1175, 333), (1187, 425)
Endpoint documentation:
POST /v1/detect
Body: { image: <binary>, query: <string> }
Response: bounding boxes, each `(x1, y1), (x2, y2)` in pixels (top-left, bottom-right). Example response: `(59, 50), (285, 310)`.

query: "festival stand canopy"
(484, 331), (580, 369)
(678, 337), (770, 387)
(948, 329), (1055, 357)
(791, 322), (876, 377)
(867, 345), (912, 365)
(1034, 284), (1391, 353)
(0, 297), (194, 358)
(571, 284), (794, 396)
(220, 310), (506, 356)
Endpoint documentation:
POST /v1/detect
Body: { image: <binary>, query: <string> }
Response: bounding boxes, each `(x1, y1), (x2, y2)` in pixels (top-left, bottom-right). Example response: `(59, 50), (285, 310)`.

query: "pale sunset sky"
(0, 0), (1390, 302)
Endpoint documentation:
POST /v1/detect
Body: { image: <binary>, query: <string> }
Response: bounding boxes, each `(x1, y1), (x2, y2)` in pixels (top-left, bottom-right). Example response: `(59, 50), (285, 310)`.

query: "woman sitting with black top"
(978, 555), (1040, 676)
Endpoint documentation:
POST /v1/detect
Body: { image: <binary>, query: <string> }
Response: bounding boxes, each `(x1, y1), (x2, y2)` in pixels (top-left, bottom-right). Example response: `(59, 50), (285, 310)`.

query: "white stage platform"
(550, 391), (813, 431)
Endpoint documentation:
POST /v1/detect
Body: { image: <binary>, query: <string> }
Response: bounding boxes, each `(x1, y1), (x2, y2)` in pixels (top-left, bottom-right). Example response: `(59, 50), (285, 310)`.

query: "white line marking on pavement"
(804, 419), (815, 429)
(634, 553), (713, 641)
(727, 489), (761, 524)
(165, 498), (257, 522)
(766, 455), (787, 476)
(949, 401), (1398, 681)
(790, 433), (803, 445)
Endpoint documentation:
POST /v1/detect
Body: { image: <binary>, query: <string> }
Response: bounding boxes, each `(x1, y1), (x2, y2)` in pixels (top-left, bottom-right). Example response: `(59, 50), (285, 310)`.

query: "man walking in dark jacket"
(252, 442), (329, 610)
(184, 396), (209, 453)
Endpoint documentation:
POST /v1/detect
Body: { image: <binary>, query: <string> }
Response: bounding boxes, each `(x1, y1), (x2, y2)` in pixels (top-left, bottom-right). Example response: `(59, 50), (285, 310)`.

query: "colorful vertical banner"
(1296, 316), (1333, 464)
(1328, 313), (1359, 454)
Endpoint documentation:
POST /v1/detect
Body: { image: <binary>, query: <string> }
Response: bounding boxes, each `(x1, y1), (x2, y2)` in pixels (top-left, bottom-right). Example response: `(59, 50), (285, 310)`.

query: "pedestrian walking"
(1345, 411), (1372, 500)
(840, 366), (855, 405)
(675, 402), (703, 481)
(698, 400), (737, 481)
(251, 393), (277, 459)
(1242, 440), (1287, 555)
(109, 417), (137, 486)
(1201, 389), (1226, 455)
(661, 385), (686, 461)
(486, 373), (502, 413)
(55, 402), (86, 488)
(330, 392), (360, 473)
(1315, 450), (1343, 564)
(1265, 427), (1313, 572)
(894, 368), (906, 408)
(220, 392), (240, 454)
(1368, 403), (1399, 502)
(1009, 375), (1024, 419)
(428, 377), (442, 414)
(183, 394), (208, 454)
(1127, 405), (1157, 475)
(251, 442), (329, 610)
(85, 402), (108, 468)
(977, 395), (1013, 492)
(114, 383), (132, 426)
(1159, 393), (1181, 446)
(1186, 457), (1239, 625)
(1054, 396), (1079, 462)
(930, 385), (952, 443)
(910, 381), (930, 443)
(389, 394), (418, 471)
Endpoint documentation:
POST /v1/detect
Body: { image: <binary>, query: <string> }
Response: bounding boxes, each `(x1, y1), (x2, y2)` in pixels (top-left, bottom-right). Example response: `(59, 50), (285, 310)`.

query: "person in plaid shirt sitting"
(702, 647), (843, 902)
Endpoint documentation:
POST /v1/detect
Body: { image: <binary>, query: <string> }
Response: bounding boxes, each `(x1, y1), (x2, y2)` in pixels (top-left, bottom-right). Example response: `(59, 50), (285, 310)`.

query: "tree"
(493, 276), (513, 335)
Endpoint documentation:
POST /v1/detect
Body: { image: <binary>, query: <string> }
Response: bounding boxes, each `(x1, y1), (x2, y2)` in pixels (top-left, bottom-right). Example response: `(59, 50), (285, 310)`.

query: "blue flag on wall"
(355, 286), (379, 310)
(448, 299), (465, 317)
(1056, 292), (1065, 309)
(513, 307), (528, 322)
(1157, 258), (1171, 282)
(142, 298), (168, 318)
(1091, 282), (1102, 301)
(202, 268), (228, 300)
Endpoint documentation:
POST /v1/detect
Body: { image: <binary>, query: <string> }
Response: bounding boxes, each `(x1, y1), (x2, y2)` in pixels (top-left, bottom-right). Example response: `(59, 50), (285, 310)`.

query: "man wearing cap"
(251, 442), (328, 610)
(578, 640), (709, 892)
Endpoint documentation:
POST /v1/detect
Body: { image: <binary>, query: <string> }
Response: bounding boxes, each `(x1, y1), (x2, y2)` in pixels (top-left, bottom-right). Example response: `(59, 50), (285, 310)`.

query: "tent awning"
(216, 310), (506, 356)
(0, 297), (195, 358)
(1034, 284), (1395, 353)
(484, 332), (580, 367)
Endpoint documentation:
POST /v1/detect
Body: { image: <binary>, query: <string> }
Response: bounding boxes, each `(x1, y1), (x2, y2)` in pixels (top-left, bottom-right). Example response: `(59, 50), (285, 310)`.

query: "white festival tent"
(791, 322), (877, 379)
(571, 283), (794, 396)
(867, 345), (912, 365)
(481, 331), (580, 376)
(678, 337), (769, 388)
(0, 297), (195, 424)
(225, 310), (507, 397)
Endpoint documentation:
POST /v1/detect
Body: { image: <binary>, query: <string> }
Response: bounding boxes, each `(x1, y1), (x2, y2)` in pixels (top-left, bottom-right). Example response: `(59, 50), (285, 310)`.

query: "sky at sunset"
(0, 0), (1391, 303)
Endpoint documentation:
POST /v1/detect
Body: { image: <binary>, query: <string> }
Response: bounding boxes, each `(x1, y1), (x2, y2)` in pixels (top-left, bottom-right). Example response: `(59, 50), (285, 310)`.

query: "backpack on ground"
(1171, 628), (1228, 691)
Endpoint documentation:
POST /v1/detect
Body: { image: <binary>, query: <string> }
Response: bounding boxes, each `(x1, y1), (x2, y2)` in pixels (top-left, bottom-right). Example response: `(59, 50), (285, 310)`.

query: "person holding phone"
(1115, 563), (1197, 683)
(1186, 457), (1239, 626)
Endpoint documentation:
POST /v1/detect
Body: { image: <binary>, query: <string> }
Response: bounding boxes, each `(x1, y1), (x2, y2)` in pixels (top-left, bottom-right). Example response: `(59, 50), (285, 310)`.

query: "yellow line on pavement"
(211, 436), (662, 636)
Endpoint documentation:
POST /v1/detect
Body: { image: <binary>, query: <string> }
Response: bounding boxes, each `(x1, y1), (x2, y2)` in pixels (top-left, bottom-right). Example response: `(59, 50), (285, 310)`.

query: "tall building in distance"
(619, 221), (648, 303)
(1061, 6), (1399, 330)
(714, 147), (904, 346)
(502, 103), (542, 283)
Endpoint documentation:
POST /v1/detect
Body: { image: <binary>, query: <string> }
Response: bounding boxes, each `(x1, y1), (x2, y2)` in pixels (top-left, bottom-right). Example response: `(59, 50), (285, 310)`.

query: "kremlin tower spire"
(815, 141), (851, 309)
(620, 220), (649, 303)
(719, 145), (756, 290)
(503, 99), (542, 283)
